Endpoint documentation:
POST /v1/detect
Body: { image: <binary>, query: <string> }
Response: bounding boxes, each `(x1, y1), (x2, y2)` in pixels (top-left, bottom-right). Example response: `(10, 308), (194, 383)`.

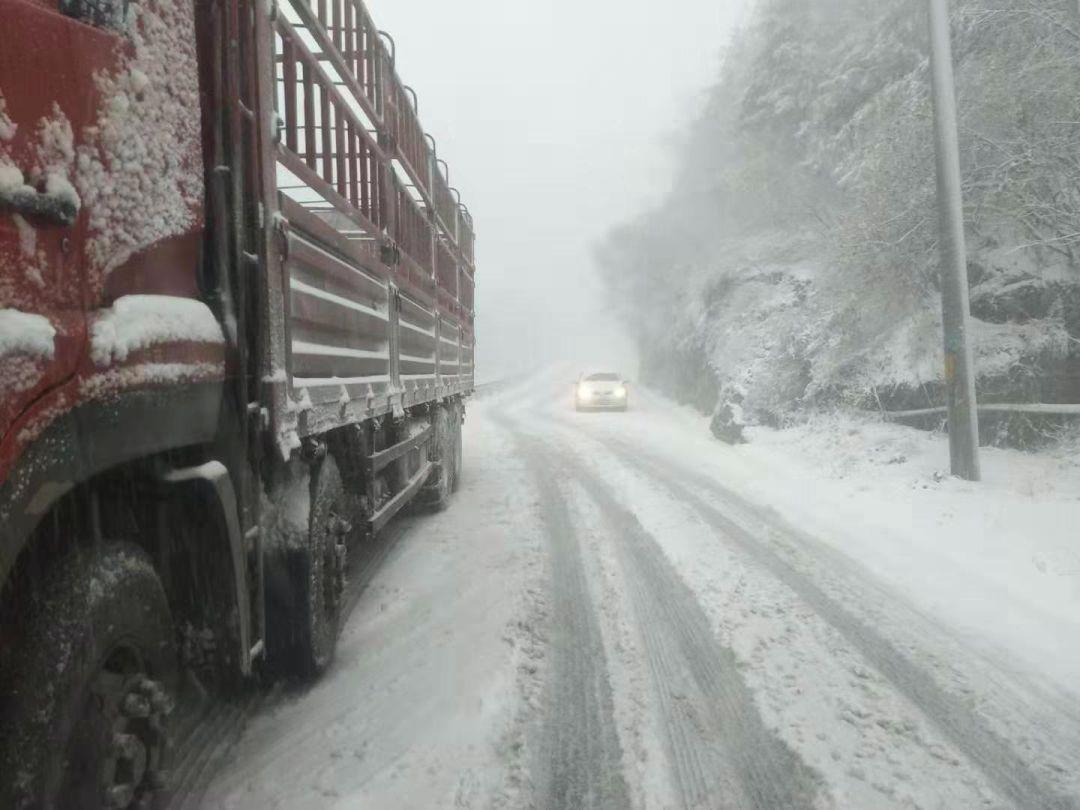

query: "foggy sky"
(366, 0), (749, 380)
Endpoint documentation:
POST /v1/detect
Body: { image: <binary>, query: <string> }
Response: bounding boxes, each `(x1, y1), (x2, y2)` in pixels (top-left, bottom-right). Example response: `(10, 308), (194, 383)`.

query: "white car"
(575, 372), (629, 411)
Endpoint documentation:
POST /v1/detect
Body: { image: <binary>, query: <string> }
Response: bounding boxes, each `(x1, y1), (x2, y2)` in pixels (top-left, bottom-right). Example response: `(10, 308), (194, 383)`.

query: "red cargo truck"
(0, 0), (475, 804)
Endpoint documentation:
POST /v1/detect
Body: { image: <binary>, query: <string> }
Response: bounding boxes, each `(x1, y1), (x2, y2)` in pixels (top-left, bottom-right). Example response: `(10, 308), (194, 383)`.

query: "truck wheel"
(433, 405), (455, 507)
(451, 402), (463, 493)
(416, 405), (453, 511)
(283, 455), (349, 678)
(0, 543), (176, 810)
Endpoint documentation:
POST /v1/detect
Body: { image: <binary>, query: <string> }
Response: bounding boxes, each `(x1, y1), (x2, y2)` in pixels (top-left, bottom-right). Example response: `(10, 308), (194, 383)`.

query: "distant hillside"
(596, 0), (1080, 444)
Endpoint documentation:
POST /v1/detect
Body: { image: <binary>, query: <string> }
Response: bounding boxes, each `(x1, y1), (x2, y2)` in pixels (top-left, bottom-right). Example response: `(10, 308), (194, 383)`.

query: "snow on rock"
(855, 310), (1072, 392)
(90, 294), (224, 366)
(973, 317), (1071, 379)
(75, 0), (203, 282)
(0, 308), (56, 395)
(850, 308), (944, 393)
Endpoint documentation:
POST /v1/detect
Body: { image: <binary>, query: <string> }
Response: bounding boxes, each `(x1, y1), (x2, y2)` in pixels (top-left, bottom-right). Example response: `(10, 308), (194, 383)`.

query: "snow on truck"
(0, 0), (475, 804)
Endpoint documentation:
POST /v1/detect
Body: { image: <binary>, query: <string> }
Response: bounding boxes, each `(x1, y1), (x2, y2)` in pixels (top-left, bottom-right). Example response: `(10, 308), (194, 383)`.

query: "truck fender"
(158, 461), (255, 676)
(0, 383), (223, 592)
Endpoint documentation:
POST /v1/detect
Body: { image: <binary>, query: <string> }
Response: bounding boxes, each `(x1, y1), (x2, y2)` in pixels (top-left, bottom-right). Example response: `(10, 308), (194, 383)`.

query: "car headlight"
(578, 386), (592, 399)
(614, 386), (627, 398)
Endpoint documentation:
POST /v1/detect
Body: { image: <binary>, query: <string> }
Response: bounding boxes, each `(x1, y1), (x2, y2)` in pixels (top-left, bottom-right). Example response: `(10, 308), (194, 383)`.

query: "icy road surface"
(199, 370), (1080, 810)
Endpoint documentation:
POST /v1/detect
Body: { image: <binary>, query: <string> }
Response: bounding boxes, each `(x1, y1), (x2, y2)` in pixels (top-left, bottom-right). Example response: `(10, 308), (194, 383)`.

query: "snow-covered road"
(197, 370), (1080, 810)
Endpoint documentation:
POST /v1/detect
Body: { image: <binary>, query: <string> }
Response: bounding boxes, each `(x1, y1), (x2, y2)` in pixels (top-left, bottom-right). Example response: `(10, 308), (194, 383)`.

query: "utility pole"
(926, 0), (981, 481)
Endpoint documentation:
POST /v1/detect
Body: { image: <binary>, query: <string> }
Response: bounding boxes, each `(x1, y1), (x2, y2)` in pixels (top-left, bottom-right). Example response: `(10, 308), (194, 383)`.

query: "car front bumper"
(576, 395), (628, 410)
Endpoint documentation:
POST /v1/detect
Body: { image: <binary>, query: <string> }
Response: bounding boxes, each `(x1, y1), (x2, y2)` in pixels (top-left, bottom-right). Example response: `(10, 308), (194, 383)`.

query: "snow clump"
(0, 93), (15, 142)
(0, 308), (56, 395)
(0, 160), (29, 196)
(0, 308), (55, 359)
(90, 294), (225, 366)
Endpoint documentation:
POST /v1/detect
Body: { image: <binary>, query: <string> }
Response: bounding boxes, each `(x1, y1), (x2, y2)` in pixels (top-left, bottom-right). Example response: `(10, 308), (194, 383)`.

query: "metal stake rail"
(877, 403), (1080, 420)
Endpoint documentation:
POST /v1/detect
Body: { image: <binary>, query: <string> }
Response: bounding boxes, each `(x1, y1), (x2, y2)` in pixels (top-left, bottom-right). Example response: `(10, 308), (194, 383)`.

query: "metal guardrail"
(879, 403), (1080, 420)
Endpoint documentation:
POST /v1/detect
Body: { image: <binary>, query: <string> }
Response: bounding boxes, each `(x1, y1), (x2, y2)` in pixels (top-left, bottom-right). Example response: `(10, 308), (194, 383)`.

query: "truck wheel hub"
(64, 654), (172, 810)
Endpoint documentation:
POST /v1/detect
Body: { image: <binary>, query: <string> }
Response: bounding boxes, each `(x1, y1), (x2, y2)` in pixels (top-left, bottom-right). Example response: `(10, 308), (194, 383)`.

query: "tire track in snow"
(561, 456), (822, 809)
(507, 426), (632, 810)
(503, 410), (819, 810)
(586, 431), (1078, 810)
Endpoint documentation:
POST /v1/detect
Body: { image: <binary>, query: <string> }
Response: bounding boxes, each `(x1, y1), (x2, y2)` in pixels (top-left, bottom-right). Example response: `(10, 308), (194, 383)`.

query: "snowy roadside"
(569, 382), (1080, 700)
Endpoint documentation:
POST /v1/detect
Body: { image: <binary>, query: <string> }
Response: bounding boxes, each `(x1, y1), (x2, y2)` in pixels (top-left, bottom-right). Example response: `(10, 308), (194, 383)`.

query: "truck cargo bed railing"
(384, 78), (429, 199)
(283, 0), (384, 127)
(272, 0), (476, 310)
(276, 15), (389, 237)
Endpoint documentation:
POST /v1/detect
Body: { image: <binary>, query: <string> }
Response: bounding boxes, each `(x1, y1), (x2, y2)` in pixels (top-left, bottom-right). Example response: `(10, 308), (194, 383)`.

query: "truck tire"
(451, 402), (463, 493)
(269, 455), (349, 678)
(0, 543), (176, 810)
(417, 405), (453, 510)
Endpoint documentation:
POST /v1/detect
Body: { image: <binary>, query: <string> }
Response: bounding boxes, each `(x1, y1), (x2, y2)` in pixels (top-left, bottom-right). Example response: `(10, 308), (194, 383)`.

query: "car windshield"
(585, 373), (620, 382)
